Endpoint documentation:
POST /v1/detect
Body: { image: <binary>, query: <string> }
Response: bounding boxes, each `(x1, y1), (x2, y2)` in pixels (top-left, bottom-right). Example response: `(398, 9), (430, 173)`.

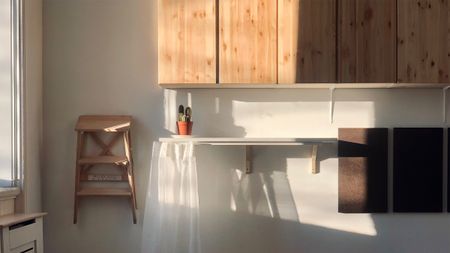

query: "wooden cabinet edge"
(159, 83), (450, 89)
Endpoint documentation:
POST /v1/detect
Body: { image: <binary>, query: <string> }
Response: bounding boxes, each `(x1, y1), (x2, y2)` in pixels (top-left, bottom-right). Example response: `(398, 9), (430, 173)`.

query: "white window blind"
(0, 1), (12, 187)
(0, 0), (22, 187)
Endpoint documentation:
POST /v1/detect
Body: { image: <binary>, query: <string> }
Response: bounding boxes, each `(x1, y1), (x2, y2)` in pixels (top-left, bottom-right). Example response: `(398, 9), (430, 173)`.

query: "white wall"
(43, 0), (450, 253)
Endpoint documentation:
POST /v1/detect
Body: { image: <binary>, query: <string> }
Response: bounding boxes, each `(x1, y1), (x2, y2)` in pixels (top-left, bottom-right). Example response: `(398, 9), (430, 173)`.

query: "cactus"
(185, 107), (192, 122)
(177, 105), (193, 122)
(178, 105), (184, 121)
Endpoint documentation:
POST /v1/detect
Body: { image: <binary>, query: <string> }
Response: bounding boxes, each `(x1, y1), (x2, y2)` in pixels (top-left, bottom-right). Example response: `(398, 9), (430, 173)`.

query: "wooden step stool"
(73, 115), (137, 224)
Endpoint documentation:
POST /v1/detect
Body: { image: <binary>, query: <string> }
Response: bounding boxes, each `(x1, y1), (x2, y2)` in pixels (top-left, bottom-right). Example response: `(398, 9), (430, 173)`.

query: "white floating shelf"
(159, 137), (337, 146)
(159, 137), (337, 174)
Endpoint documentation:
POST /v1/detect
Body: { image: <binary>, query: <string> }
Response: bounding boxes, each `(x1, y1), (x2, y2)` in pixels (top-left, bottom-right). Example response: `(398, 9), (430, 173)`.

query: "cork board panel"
(338, 128), (388, 213)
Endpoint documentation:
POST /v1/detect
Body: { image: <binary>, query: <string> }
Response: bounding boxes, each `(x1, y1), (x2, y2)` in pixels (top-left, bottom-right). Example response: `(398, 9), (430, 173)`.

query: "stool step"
(77, 188), (132, 197)
(75, 115), (132, 132)
(78, 156), (128, 165)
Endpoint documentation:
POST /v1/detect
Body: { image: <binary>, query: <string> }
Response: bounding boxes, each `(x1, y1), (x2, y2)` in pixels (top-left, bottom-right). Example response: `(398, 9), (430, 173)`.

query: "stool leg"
(129, 190), (137, 224)
(128, 165), (137, 209)
(127, 163), (137, 224)
(73, 131), (85, 224)
(73, 167), (80, 224)
(127, 130), (138, 208)
(124, 131), (137, 223)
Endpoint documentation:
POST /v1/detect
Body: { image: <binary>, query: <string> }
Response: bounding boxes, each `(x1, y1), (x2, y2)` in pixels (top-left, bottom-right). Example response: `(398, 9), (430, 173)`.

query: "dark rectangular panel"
(448, 128), (450, 212)
(338, 128), (388, 213)
(394, 128), (443, 212)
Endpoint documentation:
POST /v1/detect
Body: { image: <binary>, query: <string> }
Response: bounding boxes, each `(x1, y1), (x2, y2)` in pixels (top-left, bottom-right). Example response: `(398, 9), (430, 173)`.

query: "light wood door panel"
(397, 0), (449, 83)
(338, 0), (396, 83)
(158, 0), (216, 84)
(278, 0), (337, 83)
(219, 0), (277, 83)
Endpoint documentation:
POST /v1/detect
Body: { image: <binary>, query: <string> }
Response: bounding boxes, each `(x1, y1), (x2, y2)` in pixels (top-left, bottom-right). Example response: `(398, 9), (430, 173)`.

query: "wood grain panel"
(394, 128), (443, 212)
(338, 128), (388, 213)
(338, 0), (356, 82)
(158, 0), (216, 84)
(398, 0), (449, 83)
(338, 0), (396, 83)
(219, 0), (277, 83)
(278, 0), (336, 83)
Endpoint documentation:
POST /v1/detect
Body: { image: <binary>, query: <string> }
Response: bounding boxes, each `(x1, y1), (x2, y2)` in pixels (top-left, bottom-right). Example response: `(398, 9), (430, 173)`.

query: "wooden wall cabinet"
(219, 0), (277, 83)
(338, 0), (397, 83)
(278, 0), (337, 83)
(158, 0), (216, 84)
(158, 0), (449, 86)
(397, 0), (449, 83)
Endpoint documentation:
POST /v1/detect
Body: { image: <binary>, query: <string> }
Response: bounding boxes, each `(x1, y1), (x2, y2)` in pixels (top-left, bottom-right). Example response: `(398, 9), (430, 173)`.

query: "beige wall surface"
(43, 0), (450, 253)
(23, 0), (43, 214)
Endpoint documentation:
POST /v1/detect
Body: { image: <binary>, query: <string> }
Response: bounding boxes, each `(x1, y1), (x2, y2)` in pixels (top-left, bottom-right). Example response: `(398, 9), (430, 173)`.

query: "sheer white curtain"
(142, 142), (201, 253)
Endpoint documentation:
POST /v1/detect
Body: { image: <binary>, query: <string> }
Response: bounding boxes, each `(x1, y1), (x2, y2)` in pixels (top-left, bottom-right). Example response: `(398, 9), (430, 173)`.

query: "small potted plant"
(177, 105), (193, 135)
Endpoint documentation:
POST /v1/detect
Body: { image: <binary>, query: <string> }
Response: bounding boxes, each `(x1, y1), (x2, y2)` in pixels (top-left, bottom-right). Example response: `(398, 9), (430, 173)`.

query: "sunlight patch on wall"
(215, 97), (220, 114)
(163, 89), (177, 133)
(333, 101), (375, 127)
(187, 92), (192, 107)
(287, 158), (377, 236)
(230, 169), (299, 222)
(231, 101), (334, 137)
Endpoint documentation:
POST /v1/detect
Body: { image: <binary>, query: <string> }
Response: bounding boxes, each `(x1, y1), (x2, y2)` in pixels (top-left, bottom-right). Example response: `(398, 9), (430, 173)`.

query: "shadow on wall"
(196, 145), (377, 253)
(195, 144), (450, 253)
(155, 88), (450, 253)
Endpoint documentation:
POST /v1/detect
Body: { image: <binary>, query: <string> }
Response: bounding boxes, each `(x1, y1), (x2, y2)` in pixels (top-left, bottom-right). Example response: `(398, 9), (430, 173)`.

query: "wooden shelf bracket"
(245, 146), (252, 174)
(311, 144), (319, 174)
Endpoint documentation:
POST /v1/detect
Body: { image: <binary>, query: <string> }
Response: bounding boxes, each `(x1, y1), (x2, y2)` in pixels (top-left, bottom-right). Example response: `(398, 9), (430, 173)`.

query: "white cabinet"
(10, 242), (35, 253)
(0, 214), (45, 253)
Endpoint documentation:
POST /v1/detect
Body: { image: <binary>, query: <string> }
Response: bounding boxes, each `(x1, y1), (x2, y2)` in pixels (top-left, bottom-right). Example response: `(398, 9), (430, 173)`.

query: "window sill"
(0, 187), (20, 200)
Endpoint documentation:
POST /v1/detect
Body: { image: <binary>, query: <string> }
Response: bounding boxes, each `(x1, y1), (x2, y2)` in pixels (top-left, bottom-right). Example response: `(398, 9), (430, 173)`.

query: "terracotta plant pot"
(177, 121), (193, 135)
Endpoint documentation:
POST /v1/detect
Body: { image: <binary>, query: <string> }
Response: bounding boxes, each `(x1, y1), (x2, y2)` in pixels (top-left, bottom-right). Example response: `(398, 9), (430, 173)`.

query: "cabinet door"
(338, 0), (396, 83)
(398, 0), (449, 83)
(158, 0), (216, 84)
(278, 0), (337, 83)
(219, 0), (277, 83)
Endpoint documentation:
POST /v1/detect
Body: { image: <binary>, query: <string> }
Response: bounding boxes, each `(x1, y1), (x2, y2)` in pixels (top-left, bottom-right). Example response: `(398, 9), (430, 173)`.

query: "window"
(0, 0), (22, 188)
